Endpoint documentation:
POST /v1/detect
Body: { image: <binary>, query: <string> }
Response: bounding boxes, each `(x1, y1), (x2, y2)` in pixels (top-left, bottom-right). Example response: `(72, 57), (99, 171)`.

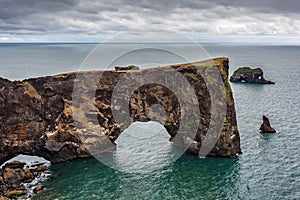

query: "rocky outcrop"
(0, 57), (242, 165)
(0, 161), (48, 199)
(230, 67), (274, 84)
(260, 115), (276, 133)
(115, 65), (140, 71)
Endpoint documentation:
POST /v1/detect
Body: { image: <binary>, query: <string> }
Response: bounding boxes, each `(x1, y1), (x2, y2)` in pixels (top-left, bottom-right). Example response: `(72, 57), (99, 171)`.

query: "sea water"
(0, 43), (299, 199)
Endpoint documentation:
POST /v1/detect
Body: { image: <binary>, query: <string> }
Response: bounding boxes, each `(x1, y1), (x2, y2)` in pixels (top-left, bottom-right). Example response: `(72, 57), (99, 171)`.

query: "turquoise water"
(32, 156), (241, 200)
(0, 44), (299, 199)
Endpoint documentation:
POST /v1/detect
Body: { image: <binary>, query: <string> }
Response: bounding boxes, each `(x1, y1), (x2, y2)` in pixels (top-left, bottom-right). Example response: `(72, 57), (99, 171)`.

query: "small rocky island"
(260, 115), (276, 133)
(230, 67), (275, 84)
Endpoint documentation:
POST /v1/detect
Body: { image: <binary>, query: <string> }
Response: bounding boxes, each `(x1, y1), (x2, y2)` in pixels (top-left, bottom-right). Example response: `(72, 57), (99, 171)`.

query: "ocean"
(0, 43), (299, 199)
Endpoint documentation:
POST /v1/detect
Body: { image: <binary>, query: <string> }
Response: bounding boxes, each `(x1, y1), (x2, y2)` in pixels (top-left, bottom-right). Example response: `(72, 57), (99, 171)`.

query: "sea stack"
(230, 67), (275, 84)
(260, 115), (276, 133)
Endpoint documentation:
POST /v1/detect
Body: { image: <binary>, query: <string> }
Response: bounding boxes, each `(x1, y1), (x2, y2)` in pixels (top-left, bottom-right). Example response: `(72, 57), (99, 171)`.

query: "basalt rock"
(33, 184), (45, 194)
(230, 67), (274, 84)
(0, 160), (47, 199)
(260, 115), (276, 133)
(2, 161), (25, 169)
(115, 65), (140, 71)
(0, 57), (242, 165)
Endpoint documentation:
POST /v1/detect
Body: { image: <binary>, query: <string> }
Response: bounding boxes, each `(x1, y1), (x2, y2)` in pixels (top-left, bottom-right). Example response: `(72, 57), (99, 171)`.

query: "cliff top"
(233, 67), (263, 75)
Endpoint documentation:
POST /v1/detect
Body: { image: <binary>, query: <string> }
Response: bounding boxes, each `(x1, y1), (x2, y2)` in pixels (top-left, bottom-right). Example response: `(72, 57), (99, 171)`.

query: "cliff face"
(0, 58), (241, 164)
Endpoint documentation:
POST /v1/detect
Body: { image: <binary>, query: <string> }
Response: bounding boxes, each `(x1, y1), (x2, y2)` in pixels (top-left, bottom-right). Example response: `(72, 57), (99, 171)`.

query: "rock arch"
(0, 58), (241, 165)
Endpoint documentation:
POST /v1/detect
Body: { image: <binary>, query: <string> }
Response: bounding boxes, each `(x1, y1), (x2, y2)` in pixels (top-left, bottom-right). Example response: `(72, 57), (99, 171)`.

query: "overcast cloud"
(0, 0), (299, 43)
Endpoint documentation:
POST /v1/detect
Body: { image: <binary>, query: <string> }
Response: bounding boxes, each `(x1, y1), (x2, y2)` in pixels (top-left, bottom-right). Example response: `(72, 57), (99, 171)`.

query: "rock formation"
(115, 65), (140, 71)
(230, 67), (275, 84)
(260, 115), (276, 133)
(0, 161), (48, 199)
(0, 57), (242, 165)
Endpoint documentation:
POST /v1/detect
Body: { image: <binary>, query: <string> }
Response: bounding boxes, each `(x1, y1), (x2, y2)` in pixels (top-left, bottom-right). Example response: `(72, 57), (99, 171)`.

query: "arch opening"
(112, 121), (174, 173)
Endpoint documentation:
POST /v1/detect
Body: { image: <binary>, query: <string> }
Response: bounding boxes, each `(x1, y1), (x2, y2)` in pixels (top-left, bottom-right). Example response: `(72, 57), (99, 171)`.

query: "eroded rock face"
(0, 58), (241, 164)
(230, 67), (275, 84)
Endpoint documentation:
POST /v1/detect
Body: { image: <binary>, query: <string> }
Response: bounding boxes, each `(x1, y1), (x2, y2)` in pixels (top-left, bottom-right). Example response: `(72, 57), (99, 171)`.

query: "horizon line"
(1, 41), (300, 46)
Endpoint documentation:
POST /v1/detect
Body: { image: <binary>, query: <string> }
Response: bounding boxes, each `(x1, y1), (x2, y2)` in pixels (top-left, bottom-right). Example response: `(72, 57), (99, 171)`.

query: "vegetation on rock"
(234, 67), (263, 74)
(230, 66), (274, 84)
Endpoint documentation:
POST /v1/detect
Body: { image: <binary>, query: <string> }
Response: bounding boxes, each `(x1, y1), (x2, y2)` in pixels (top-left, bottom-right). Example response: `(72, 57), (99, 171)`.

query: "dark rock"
(30, 164), (47, 172)
(260, 115), (276, 133)
(3, 168), (26, 184)
(115, 65), (140, 70)
(3, 161), (26, 169)
(22, 168), (35, 183)
(0, 160), (47, 199)
(0, 58), (241, 164)
(230, 67), (275, 84)
(30, 162), (46, 168)
(4, 189), (27, 198)
(33, 184), (45, 194)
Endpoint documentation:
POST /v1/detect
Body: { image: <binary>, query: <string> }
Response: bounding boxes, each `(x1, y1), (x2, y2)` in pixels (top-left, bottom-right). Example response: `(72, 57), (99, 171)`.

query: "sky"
(0, 0), (300, 43)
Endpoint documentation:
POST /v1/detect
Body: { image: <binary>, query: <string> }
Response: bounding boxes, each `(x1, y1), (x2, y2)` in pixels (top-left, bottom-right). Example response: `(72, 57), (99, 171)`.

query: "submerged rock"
(0, 57), (241, 164)
(260, 115), (276, 133)
(230, 67), (274, 84)
(30, 164), (47, 173)
(33, 184), (45, 194)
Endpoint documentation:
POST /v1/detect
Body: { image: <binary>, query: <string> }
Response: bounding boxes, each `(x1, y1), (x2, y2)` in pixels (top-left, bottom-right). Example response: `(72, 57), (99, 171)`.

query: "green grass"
(127, 65), (139, 69)
(234, 67), (262, 74)
(52, 73), (69, 79)
(185, 73), (198, 81)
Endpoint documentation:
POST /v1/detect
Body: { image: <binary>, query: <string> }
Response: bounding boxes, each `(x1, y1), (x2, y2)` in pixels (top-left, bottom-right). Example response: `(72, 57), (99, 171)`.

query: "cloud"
(0, 0), (299, 42)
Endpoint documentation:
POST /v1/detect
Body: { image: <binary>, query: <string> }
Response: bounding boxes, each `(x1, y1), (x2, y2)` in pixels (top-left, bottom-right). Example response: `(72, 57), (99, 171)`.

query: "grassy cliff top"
(234, 67), (262, 74)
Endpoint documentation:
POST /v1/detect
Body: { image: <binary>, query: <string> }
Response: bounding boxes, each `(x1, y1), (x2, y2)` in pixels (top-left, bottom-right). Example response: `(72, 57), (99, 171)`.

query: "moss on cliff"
(234, 67), (262, 74)
(185, 73), (198, 81)
(52, 73), (69, 79)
